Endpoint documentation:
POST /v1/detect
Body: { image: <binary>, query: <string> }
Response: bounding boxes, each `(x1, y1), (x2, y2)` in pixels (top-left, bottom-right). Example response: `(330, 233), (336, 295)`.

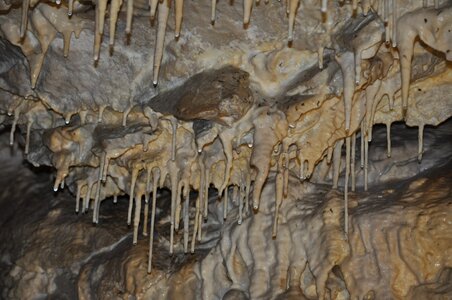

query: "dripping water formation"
(0, 0), (452, 299)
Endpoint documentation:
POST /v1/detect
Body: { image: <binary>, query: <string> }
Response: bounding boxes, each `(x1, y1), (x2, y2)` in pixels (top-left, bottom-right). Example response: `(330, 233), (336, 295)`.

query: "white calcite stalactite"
(223, 186), (228, 220)
(133, 194), (142, 244)
(109, 0), (123, 47)
(126, 0), (134, 35)
(251, 111), (288, 210)
(153, 0), (170, 86)
(148, 168), (160, 273)
(183, 190), (189, 252)
(128, 167), (139, 225)
(175, 0), (184, 38)
(243, 0), (253, 25)
(211, 0), (217, 24)
(344, 136), (350, 235)
(288, 0), (300, 42)
(336, 52), (355, 132)
(397, 7), (452, 115)
(386, 122), (392, 158)
(418, 124), (424, 162)
(272, 172), (284, 237)
(332, 139), (344, 189)
(20, 0), (30, 38)
(351, 132), (356, 192)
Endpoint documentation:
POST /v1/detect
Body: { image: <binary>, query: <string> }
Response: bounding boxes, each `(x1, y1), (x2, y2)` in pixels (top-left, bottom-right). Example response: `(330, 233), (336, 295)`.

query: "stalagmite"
(336, 52), (355, 132)
(223, 186), (228, 220)
(109, 0), (123, 47)
(175, 0), (184, 38)
(288, 0), (300, 42)
(344, 136), (350, 235)
(128, 168), (139, 225)
(272, 173), (284, 237)
(386, 123), (391, 158)
(153, 0), (170, 86)
(418, 124), (424, 162)
(126, 0), (134, 35)
(243, 0), (253, 25)
(20, 0), (30, 38)
(148, 168), (160, 273)
(332, 139), (344, 189)
(133, 194), (142, 244)
(351, 133), (356, 191)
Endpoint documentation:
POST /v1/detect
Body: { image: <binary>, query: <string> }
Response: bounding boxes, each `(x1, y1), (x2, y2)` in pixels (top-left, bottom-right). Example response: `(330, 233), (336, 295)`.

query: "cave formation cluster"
(0, 0), (451, 299)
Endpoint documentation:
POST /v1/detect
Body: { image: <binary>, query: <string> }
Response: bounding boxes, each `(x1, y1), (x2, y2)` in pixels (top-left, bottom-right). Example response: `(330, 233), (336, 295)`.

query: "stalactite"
(238, 184), (244, 225)
(364, 133), (369, 191)
(143, 168), (152, 236)
(351, 132), (356, 192)
(150, 0), (158, 20)
(126, 0), (134, 35)
(148, 168), (160, 273)
(386, 122), (392, 158)
(418, 124), (424, 162)
(169, 160), (180, 254)
(175, 0), (184, 38)
(272, 173), (284, 237)
(183, 188), (189, 252)
(344, 136), (350, 236)
(391, 0), (397, 47)
(128, 167), (139, 225)
(68, 0), (74, 16)
(25, 119), (32, 154)
(211, 0), (217, 24)
(223, 186), (228, 220)
(75, 183), (82, 213)
(133, 193), (142, 244)
(109, 0), (123, 47)
(332, 139), (344, 189)
(336, 52), (355, 132)
(20, 0), (30, 38)
(243, 0), (253, 25)
(93, 152), (106, 224)
(288, 0), (300, 42)
(153, 0), (170, 86)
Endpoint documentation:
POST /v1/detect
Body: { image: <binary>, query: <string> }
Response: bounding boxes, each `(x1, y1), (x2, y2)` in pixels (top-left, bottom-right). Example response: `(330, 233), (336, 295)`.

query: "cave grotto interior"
(0, 0), (451, 299)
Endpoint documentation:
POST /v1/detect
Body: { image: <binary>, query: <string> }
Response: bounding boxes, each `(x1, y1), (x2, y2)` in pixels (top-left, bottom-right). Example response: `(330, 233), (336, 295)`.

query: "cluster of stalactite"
(1, 0), (451, 88)
(0, 0), (451, 274)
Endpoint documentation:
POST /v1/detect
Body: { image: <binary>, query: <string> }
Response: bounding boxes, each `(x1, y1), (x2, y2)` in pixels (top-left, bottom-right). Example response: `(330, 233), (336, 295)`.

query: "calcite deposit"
(0, 0), (451, 299)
